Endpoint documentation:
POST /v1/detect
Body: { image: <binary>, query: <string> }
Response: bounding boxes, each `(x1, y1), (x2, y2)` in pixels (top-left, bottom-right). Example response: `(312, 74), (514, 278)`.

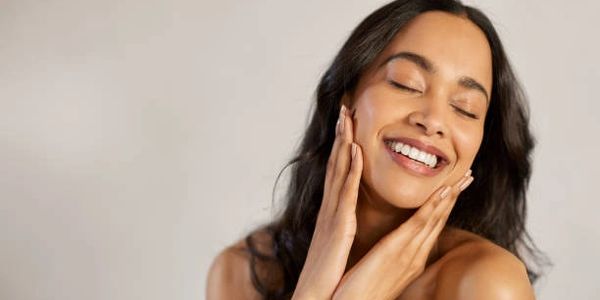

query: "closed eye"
(388, 80), (421, 93)
(451, 105), (478, 119)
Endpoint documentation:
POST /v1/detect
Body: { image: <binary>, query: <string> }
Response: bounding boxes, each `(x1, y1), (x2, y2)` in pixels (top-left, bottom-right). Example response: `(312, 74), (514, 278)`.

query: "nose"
(407, 106), (447, 138)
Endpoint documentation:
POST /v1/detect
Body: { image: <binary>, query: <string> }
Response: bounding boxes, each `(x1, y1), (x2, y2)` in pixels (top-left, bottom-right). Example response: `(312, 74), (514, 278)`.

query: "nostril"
(408, 111), (447, 136)
(417, 122), (444, 137)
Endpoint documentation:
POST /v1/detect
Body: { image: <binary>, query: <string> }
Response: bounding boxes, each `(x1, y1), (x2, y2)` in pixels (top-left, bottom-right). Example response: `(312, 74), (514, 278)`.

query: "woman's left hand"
(331, 172), (474, 300)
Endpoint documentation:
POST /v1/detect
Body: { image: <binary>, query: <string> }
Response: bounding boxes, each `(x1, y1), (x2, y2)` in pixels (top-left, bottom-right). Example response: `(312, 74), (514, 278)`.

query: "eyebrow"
(379, 51), (490, 104)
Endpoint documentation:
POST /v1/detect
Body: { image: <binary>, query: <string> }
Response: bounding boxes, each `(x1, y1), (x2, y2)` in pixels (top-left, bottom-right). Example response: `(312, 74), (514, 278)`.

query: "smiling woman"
(207, 0), (547, 299)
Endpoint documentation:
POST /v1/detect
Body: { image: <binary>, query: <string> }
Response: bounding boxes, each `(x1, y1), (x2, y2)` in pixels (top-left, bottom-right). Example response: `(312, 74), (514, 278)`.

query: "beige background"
(1, 0), (598, 299)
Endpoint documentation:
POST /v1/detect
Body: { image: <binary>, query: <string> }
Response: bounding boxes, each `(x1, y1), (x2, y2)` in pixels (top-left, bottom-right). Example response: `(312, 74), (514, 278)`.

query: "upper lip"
(384, 136), (450, 165)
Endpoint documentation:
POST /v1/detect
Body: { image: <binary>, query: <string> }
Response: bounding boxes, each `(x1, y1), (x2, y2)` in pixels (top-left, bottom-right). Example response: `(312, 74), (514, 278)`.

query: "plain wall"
(1, 0), (599, 299)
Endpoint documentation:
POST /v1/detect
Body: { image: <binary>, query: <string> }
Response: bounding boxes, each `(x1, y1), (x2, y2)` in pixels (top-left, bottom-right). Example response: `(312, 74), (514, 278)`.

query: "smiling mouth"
(384, 139), (449, 169)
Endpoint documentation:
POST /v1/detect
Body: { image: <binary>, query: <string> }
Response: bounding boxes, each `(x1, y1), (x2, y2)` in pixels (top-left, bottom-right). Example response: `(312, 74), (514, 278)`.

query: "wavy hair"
(243, 0), (549, 298)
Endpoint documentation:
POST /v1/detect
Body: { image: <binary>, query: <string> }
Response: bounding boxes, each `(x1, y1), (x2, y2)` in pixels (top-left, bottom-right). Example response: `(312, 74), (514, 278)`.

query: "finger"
(403, 171), (472, 246)
(458, 175), (474, 192)
(322, 105), (355, 218)
(321, 105), (348, 216)
(379, 170), (472, 249)
(411, 175), (474, 265)
(376, 184), (452, 250)
(328, 106), (356, 210)
(413, 177), (473, 265)
(337, 143), (363, 217)
(409, 169), (471, 223)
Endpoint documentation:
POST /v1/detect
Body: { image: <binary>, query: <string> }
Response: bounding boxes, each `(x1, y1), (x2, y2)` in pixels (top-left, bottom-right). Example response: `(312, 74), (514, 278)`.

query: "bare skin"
(207, 227), (532, 299)
(207, 11), (535, 300)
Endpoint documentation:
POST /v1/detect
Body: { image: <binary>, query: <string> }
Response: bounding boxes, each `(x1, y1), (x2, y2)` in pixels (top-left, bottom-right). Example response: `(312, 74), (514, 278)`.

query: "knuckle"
(408, 262), (424, 275)
(339, 139), (350, 149)
(452, 185), (461, 196)
(415, 263), (425, 274)
(450, 189), (462, 201)
(327, 141), (350, 172)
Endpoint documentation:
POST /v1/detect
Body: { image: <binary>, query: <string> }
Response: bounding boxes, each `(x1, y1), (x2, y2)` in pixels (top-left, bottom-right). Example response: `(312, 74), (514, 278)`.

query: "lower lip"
(384, 143), (445, 177)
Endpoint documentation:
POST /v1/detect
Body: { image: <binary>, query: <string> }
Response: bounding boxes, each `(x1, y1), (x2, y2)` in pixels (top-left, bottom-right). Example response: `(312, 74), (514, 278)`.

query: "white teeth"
(417, 151), (427, 163)
(386, 141), (440, 168)
(400, 144), (410, 156)
(409, 148), (419, 160)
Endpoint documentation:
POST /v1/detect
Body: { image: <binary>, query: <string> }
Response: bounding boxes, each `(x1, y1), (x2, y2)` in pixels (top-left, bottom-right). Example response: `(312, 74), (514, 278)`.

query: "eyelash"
(388, 80), (421, 93)
(389, 80), (479, 120)
(451, 105), (479, 119)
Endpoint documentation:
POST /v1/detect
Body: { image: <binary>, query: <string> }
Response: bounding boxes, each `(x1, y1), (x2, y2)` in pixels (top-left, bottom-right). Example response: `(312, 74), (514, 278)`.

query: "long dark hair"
(243, 0), (549, 298)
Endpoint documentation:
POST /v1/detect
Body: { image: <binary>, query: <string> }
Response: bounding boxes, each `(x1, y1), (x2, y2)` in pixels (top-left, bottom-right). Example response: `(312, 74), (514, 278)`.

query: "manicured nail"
(440, 186), (451, 199)
(459, 176), (474, 191)
(465, 169), (472, 177)
(339, 105), (346, 134)
(351, 143), (357, 158)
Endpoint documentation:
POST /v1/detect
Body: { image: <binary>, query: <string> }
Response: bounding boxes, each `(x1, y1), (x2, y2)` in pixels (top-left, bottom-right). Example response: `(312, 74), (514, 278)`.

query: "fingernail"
(465, 169), (472, 177)
(440, 186), (451, 199)
(340, 105), (346, 134)
(351, 143), (357, 158)
(459, 176), (474, 191)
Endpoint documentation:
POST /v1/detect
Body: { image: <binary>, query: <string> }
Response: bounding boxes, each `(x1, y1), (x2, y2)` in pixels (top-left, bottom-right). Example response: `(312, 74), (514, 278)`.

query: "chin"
(386, 179), (437, 208)
(362, 171), (439, 209)
(363, 151), (452, 208)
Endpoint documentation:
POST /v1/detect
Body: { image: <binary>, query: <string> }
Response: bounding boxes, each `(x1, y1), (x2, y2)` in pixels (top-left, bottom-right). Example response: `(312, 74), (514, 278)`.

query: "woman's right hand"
(292, 104), (363, 300)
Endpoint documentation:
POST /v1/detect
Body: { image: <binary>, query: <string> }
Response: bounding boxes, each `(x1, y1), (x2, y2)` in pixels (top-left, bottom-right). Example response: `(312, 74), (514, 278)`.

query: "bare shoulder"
(206, 228), (278, 300)
(434, 235), (535, 300)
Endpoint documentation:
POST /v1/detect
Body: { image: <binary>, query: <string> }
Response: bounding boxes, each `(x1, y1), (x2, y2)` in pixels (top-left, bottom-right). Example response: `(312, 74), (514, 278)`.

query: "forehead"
(371, 11), (493, 93)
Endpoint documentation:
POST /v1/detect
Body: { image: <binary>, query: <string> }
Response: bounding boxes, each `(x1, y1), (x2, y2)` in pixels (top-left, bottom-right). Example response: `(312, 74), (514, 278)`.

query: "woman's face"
(349, 11), (492, 209)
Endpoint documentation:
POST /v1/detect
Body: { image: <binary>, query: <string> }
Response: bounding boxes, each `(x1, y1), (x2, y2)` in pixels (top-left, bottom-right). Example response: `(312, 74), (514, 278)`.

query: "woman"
(207, 0), (547, 299)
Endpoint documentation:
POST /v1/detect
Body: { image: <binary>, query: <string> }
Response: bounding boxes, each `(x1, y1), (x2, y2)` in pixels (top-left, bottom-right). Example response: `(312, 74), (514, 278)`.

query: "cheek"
(352, 96), (391, 186)
(453, 125), (484, 168)
(352, 96), (383, 145)
(351, 90), (404, 145)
